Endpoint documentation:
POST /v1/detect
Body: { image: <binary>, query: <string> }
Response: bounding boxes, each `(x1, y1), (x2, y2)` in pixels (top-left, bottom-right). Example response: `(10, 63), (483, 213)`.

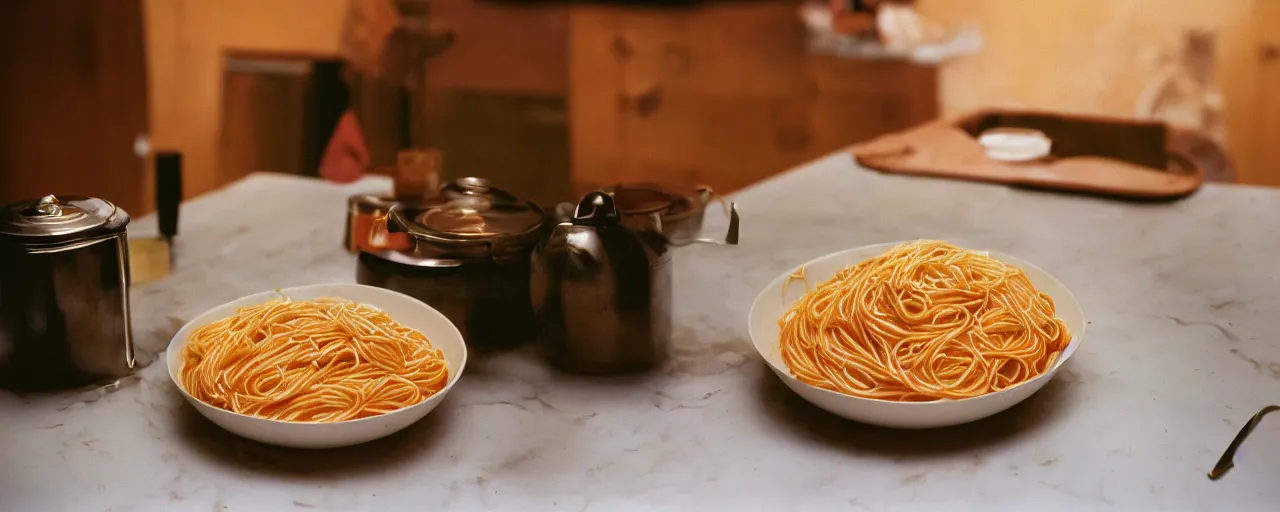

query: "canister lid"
(0, 195), (124, 239)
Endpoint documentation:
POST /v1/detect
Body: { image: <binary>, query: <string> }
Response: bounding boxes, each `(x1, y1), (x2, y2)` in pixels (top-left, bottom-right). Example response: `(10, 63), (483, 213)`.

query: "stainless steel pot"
(357, 177), (546, 349)
(0, 195), (134, 391)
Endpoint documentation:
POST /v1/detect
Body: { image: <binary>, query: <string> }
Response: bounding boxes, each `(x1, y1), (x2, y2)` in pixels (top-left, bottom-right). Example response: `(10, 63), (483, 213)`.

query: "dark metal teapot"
(532, 190), (738, 374)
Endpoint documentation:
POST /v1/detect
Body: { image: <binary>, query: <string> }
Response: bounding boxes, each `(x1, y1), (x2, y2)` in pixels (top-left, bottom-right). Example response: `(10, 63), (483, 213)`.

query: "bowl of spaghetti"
(748, 240), (1085, 429)
(165, 283), (466, 448)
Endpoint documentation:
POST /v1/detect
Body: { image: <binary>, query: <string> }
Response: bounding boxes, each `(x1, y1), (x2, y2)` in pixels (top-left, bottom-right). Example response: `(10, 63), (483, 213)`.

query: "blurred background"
(0, 0), (1256, 215)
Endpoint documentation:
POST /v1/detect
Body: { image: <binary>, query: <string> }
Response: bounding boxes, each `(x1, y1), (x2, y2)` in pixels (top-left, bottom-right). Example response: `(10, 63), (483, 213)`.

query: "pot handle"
(368, 213), (414, 252)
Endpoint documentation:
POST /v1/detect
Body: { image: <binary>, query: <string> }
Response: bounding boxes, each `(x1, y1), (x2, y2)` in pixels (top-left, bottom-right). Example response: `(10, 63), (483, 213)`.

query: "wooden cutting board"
(851, 109), (1206, 200)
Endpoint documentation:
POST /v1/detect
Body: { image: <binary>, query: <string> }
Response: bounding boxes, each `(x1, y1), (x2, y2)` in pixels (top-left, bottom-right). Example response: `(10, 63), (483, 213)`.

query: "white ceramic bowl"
(748, 243), (1085, 429)
(166, 283), (468, 449)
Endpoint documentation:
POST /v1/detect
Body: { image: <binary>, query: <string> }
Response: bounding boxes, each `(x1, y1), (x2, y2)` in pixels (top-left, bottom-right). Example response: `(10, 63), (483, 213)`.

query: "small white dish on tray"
(747, 242), (1085, 429)
(977, 127), (1053, 162)
(166, 283), (467, 449)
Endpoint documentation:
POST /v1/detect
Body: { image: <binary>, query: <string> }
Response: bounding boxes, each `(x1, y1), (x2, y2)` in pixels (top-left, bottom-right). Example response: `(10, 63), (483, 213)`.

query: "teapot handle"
(682, 202), (738, 247)
(694, 185), (732, 219)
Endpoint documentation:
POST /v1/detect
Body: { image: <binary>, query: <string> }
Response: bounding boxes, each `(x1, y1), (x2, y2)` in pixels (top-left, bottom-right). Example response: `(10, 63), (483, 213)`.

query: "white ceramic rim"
(748, 241), (1086, 406)
(165, 283), (468, 426)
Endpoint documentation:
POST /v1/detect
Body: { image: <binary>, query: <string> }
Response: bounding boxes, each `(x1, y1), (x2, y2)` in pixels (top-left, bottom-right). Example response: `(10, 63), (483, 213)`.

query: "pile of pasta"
(779, 240), (1071, 402)
(180, 297), (448, 422)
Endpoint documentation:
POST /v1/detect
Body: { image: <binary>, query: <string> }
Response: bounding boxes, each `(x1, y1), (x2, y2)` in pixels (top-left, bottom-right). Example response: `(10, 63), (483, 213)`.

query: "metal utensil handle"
(1208, 404), (1280, 480)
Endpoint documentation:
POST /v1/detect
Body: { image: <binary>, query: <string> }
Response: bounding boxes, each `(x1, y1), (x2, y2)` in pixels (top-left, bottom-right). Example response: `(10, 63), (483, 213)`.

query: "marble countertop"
(5, 153), (1280, 511)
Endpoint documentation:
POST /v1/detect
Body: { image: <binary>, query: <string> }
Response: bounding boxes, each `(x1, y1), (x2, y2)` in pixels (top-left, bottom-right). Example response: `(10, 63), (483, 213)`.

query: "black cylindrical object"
(155, 152), (182, 240)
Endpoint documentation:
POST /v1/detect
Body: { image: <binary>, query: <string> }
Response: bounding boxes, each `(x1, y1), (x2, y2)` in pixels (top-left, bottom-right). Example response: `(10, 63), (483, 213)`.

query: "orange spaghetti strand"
(778, 240), (1071, 402)
(179, 297), (448, 422)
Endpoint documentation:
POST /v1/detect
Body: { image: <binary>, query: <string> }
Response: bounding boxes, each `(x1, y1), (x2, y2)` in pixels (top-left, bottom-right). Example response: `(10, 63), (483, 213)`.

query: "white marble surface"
(4, 153), (1280, 511)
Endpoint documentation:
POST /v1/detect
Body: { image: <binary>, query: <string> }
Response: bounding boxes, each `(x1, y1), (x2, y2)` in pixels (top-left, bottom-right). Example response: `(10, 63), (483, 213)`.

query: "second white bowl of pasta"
(748, 241), (1085, 429)
(165, 283), (467, 449)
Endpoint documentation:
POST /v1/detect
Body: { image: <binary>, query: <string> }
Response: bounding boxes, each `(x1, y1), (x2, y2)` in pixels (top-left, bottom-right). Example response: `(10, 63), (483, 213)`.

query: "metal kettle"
(532, 192), (672, 374)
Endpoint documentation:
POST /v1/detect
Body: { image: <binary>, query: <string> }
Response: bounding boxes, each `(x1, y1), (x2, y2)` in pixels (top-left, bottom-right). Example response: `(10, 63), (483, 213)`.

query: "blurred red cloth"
(318, 109), (370, 183)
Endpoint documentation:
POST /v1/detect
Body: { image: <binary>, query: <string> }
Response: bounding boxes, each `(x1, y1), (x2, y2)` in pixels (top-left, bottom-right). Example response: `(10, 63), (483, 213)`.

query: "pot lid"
(0, 195), (118, 238)
(398, 177), (544, 240)
(609, 183), (684, 215)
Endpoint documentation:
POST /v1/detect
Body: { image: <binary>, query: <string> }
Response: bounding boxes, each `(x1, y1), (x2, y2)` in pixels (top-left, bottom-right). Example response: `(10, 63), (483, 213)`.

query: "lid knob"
(455, 177), (491, 194)
(33, 195), (62, 217)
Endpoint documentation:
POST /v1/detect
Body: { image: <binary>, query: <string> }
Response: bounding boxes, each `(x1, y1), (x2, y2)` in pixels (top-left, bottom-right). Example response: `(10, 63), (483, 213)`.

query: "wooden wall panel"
(423, 0), (569, 95)
(0, 1), (149, 215)
(143, 0), (346, 211)
(1244, 0), (1280, 187)
(569, 3), (938, 195)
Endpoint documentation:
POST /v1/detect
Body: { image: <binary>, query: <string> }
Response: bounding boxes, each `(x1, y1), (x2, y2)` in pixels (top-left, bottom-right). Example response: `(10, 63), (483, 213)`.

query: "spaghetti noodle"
(778, 240), (1070, 402)
(179, 296), (448, 422)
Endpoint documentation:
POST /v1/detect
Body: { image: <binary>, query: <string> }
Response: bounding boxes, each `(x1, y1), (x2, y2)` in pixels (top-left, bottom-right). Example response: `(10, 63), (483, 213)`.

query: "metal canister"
(0, 195), (134, 391)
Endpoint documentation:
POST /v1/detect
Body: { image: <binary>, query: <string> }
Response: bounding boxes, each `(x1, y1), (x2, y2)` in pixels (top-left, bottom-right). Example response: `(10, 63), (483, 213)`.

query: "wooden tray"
(851, 109), (1206, 200)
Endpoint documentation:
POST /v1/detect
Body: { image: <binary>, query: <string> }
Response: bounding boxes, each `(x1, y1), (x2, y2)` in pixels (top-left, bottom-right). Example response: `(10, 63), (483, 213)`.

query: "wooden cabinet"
(568, 3), (937, 195)
(142, 0), (938, 206)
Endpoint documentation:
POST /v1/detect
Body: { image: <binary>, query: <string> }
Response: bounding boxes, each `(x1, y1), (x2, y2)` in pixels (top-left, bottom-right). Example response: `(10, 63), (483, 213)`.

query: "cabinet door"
(570, 3), (811, 195)
(0, 1), (149, 214)
(569, 3), (939, 196)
